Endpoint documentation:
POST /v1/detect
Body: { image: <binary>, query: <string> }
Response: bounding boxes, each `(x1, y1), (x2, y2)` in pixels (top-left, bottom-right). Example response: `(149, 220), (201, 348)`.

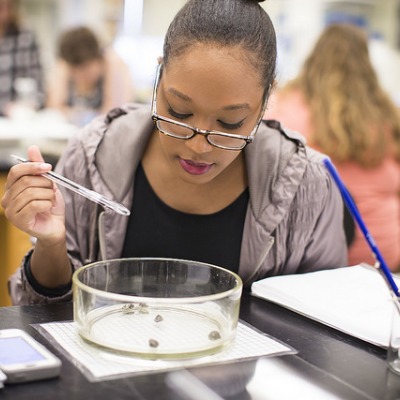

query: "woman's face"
(155, 43), (265, 186)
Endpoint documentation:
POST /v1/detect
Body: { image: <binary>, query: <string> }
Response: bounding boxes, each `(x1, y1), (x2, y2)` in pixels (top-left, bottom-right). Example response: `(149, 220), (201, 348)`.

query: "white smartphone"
(0, 329), (61, 384)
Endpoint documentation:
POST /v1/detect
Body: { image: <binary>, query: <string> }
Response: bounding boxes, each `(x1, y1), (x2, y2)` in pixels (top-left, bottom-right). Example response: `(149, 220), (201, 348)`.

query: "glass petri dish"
(72, 258), (242, 360)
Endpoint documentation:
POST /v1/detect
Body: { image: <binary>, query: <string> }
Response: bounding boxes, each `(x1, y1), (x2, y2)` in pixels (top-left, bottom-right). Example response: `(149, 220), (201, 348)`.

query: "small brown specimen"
(208, 330), (221, 340)
(149, 338), (159, 348)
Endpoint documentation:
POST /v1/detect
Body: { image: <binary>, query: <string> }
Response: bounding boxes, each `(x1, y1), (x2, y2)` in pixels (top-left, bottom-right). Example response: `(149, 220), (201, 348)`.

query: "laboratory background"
(0, 0), (400, 307)
(9, 0), (400, 105)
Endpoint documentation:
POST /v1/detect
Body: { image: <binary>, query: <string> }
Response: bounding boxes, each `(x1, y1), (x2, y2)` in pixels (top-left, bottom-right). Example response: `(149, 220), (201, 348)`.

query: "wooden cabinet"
(0, 173), (32, 306)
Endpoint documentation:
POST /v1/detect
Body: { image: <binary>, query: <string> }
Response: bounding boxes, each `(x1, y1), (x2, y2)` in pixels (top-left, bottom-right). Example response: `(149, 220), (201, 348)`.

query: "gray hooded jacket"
(9, 104), (347, 305)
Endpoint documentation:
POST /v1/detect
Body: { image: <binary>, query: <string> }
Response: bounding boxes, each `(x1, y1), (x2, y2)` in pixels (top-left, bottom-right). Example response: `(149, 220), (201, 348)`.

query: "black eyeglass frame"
(151, 64), (269, 151)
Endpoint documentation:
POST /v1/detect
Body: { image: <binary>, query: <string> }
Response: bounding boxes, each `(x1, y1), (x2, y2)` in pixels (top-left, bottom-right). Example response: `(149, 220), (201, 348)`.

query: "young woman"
(1, 0), (347, 305)
(266, 24), (400, 271)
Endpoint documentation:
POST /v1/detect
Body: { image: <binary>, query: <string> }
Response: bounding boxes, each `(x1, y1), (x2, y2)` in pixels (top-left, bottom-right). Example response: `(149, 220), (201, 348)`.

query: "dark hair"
(3, 0), (20, 35)
(163, 0), (276, 90)
(58, 26), (102, 66)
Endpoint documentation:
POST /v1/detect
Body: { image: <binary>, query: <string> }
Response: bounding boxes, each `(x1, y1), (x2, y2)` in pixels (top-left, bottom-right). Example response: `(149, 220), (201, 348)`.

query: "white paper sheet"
(251, 264), (400, 348)
(37, 321), (294, 381)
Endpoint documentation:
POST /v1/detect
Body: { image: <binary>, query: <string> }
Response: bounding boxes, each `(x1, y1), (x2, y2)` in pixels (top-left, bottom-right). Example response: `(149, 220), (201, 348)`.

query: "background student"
(266, 23), (400, 271)
(0, 0), (44, 116)
(46, 26), (134, 126)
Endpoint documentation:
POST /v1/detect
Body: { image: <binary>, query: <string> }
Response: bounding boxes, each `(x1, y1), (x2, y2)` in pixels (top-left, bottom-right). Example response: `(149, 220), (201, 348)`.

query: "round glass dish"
(72, 258), (243, 359)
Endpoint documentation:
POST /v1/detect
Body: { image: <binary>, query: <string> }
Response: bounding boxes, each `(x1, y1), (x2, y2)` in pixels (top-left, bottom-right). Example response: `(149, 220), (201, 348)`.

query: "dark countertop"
(0, 292), (399, 399)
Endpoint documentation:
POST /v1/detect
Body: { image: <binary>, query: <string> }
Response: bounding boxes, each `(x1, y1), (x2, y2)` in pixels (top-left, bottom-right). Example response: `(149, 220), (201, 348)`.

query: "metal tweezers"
(11, 155), (130, 216)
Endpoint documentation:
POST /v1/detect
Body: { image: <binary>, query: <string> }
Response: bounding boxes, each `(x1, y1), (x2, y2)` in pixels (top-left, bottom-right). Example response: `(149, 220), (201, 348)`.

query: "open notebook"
(251, 264), (400, 348)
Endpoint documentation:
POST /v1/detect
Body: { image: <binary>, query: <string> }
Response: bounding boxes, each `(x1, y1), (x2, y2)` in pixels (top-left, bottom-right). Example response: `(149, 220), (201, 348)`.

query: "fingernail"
(39, 163), (52, 171)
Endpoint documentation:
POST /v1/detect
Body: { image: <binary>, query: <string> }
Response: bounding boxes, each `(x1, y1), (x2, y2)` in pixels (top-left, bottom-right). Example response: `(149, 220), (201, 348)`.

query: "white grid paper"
(37, 321), (295, 381)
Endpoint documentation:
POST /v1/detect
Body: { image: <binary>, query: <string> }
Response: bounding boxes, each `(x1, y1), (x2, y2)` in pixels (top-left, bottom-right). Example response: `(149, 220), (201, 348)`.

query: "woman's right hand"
(1, 145), (66, 245)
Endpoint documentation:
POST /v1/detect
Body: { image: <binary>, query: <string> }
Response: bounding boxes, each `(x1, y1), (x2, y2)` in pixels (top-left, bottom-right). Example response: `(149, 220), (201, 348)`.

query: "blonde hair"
(285, 24), (400, 167)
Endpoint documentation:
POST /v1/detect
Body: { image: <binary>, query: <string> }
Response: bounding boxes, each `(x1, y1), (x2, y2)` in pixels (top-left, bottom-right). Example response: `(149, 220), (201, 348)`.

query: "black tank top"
(121, 164), (249, 274)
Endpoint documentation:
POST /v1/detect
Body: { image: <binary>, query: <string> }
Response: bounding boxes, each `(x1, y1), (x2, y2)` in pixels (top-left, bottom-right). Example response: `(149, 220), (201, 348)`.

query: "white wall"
(141, 0), (186, 36)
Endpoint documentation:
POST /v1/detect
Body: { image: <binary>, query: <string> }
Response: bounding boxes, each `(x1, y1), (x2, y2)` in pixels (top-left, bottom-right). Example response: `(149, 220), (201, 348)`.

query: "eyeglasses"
(151, 64), (268, 151)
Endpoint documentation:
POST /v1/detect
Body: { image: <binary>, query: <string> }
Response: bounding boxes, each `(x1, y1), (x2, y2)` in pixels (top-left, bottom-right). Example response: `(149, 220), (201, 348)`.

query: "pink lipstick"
(179, 158), (213, 175)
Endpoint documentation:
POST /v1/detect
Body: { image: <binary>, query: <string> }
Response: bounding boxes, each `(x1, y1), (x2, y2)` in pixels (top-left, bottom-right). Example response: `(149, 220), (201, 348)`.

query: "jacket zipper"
(98, 211), (107, 260)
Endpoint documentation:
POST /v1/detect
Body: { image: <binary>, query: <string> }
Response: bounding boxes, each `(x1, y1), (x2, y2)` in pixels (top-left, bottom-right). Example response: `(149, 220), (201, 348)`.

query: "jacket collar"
(95, 105), (154, 202)
(245, 120), (307, 224)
